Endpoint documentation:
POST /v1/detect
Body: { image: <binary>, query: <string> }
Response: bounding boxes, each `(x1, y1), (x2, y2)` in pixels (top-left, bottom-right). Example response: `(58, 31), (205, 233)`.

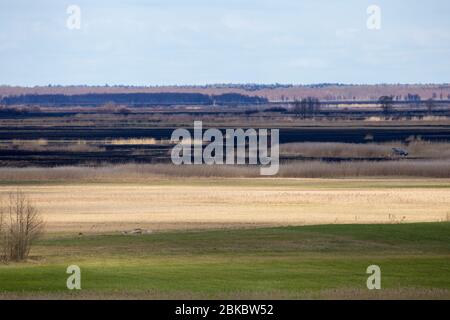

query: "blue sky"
(1, 0), (449, 86)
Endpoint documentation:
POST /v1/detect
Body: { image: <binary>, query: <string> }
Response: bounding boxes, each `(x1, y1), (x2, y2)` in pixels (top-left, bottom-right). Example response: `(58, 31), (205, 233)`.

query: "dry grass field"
(1, 174), (449, 299)
(1, 178), (449, 234)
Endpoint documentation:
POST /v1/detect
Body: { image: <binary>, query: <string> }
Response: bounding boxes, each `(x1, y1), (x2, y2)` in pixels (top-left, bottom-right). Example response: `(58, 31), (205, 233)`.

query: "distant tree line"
(293, 97), (321, 118)
(378, 95), (438, 116)
(1, 93), (268, 106)
(405, 93), (421, 102)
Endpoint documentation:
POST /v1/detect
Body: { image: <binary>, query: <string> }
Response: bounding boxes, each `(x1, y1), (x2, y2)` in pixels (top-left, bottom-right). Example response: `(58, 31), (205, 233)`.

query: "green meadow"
(1, 222), (449, 299)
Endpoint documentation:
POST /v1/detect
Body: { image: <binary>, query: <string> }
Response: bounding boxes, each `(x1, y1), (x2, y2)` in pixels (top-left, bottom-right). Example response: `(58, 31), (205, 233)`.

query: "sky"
(0, 0), (449, 86)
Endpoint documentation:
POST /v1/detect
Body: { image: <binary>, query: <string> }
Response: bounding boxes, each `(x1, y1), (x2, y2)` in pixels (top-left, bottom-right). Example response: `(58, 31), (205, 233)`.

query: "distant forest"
(1, 84), (450, 102)
(1, 92), (268, 106)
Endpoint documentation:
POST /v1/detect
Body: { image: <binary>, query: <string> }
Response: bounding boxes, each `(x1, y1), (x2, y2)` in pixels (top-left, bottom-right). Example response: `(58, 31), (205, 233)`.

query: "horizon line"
(2, 83), (450, 88)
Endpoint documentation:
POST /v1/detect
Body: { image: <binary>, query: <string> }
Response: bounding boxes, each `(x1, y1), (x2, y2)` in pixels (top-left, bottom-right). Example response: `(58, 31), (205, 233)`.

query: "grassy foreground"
(1, 223), (450, 299)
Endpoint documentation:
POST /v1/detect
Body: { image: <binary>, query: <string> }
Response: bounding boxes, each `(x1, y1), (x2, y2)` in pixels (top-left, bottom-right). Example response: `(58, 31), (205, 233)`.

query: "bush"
(0, 191), (44, 262)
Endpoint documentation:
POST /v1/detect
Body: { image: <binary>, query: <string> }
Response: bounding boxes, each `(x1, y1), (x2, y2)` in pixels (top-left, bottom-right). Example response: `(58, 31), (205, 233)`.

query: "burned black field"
(1, 121), (450, 166)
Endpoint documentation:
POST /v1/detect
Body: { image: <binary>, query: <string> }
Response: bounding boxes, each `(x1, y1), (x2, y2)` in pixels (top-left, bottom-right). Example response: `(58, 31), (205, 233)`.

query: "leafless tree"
(0, 198), (5, 260)
(293, 100), (307, 118)
(306, 97), (320, 116)
(426, 98), (435, 114)
(0, 191), (44, 262)
(378, 96), (394, 116)
(293, 97), (320, 118)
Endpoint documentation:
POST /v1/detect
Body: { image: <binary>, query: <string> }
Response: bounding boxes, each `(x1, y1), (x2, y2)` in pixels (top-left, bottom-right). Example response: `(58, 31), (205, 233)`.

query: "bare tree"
(426, 98), (435, 114)
(0, 198), (5, 260)
(0, 191), (44, 262)
(293, 100), (307, 118)
(293, 97), (320, 119)
(378, 96), (394, 116)
(306, 97), (320, 116)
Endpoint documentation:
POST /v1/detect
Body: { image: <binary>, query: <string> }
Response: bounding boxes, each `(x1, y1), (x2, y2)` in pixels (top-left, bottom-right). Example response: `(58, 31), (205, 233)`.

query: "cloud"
(1, 0), (450, 85)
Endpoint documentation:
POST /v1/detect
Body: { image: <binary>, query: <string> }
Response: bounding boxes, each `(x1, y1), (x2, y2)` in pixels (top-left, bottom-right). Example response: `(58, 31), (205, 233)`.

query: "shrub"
(0, 191), (44, 262)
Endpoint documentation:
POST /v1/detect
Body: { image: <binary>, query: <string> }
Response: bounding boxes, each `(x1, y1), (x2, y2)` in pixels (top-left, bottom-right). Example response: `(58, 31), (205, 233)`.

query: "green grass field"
(1, 222), (449, 299)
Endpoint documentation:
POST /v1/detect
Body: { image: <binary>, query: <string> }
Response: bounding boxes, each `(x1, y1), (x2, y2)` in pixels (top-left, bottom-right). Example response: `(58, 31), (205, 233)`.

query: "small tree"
(0, 200), (4, 259)
(293, 97), (320, 119)
(0, 191), (44, 262)
(425, 98), (435, 114)
(379, 96), (394, 117)
(293, 100), (307, 118)
(306, 97), (320, 117)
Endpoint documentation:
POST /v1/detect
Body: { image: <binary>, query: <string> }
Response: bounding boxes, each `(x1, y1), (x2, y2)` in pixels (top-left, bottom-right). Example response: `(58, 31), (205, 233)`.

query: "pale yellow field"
(1, 179), (449, 233)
